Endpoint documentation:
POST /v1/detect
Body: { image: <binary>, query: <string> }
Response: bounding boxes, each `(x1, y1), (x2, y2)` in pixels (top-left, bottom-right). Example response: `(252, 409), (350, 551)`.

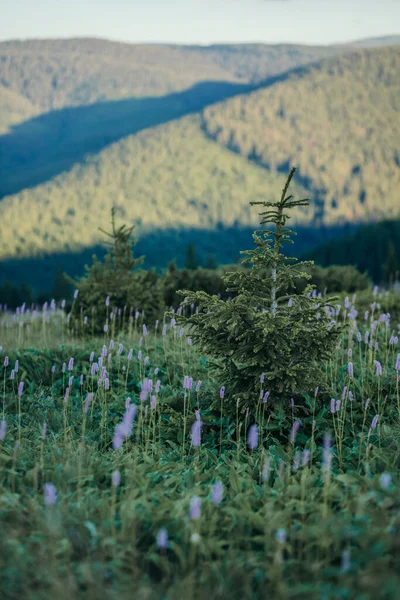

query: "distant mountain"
(0, 38), (345, 122)
(346, 35), (400, 48)
(202, 47), (400, 225)
(0, 40), (399, 290)
(0, 114), (310, 261)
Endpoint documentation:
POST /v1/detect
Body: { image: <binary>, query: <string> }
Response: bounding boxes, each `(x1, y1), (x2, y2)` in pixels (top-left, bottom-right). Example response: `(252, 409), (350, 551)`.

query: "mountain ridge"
(0, 42), (399, 288)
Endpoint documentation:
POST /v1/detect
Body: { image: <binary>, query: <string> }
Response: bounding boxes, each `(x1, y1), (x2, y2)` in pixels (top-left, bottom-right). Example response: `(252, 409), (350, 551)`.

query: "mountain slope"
(202, 47), (400, 224)
(0, 80), (253, 198)
(347, 35), (400, 48)
(0, 115), (310, 260)
(0, 86), (38, 133)
(0, 45), (399, 276)
(0, 38), (346, 116)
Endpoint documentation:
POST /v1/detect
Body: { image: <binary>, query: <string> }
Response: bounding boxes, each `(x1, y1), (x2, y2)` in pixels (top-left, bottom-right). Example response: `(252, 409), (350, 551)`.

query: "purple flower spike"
(341, 549), (351, 573)
(322, 432), (332, 473)
(156, 528), (168, 549)
(371, 414), (379, 430)
(44, 483), (58, 506)
(196, 380), (202, 392)
(189, 496), (201, 520)
(290, 420), (300, 444)
(379, 474), (391, 490)
(18, 381), (24, 397)
(275, 528), (286, 544)
(211, 481), (223, 505)
(83, 393), (93, 414)
(247, 424), (258, 450)
(183, 375), (191, 390)
(219, 386), (225, 400)
(374, 360), (382, 376)
(348, 362), (353, 378)
(112, 471), (121, 487)
(0, 420), (6, 441)
(302, 449), (310, 467)
(191, 419), (202, 447)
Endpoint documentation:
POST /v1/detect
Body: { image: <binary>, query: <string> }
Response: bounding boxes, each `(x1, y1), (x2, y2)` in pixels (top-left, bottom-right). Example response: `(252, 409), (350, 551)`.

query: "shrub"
(295, 264), (370, 294)
(68, 208), (165, 335)
(175, 168), (342, 416)
(162, 263), (243, 308)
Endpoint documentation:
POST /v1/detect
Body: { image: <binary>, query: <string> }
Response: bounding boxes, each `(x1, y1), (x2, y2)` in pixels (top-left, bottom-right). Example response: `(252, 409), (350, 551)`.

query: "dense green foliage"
(0, 284), (399, 598)
(0, 261), (371, 311)
(306, 219), (400, 283)
(69, 209), (164, 334)
(203, 47), (400, 225)
(296, 264), (370, 294)
(176, 170), (342, 416)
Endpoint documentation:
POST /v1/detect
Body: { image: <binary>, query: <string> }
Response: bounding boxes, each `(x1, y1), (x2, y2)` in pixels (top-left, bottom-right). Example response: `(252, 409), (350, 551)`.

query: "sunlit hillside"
(202, 46), (400, 225)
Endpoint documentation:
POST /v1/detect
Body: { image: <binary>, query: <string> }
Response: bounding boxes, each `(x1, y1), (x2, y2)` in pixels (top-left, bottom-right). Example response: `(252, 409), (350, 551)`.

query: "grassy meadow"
(0, 287), (399, 599)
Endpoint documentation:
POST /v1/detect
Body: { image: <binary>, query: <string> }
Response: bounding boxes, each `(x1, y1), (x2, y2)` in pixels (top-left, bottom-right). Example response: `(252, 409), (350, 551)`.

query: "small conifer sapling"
(176, 168), (342, 416)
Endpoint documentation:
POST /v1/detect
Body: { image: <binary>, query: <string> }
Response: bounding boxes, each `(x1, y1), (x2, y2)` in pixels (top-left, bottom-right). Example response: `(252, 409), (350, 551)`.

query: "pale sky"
(0, 0), (399, 45)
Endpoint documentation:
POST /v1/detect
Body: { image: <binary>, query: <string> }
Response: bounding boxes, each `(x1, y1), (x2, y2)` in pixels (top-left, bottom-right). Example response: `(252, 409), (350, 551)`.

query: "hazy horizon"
(1, 0), (399, 46)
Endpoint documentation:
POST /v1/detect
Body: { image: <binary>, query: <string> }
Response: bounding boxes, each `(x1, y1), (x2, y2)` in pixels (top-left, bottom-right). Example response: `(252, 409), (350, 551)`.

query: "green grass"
(0, 288), (399, 599)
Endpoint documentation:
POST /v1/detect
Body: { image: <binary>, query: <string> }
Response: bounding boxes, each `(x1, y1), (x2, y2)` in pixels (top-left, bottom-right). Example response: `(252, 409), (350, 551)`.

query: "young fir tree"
(185, 243), (198, 270)
(68, 207), (165, 334)
(383, 241), (398, 284)
(176, 168), (342, 416)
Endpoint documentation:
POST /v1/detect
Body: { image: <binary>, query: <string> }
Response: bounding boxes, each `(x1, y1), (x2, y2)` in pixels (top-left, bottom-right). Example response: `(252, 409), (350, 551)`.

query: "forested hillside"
(305, 219), (400, 282)
(0, 115), (309, 260)
(0, 38), (344, 121)
(0, 41), (399, 291)
(202, 47), (400, 224)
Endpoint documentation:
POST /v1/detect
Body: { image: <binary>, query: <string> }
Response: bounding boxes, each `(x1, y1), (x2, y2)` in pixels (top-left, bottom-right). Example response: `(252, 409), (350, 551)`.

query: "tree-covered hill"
(0, 115), (310, 261)
(0, 38), (345, 121)
(0, 87), (38, 134)
(0, 80), (253, 198)
(0, 43), (399, 283)
(347, 35), (400, 48)
(202, 46), (400, 225)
